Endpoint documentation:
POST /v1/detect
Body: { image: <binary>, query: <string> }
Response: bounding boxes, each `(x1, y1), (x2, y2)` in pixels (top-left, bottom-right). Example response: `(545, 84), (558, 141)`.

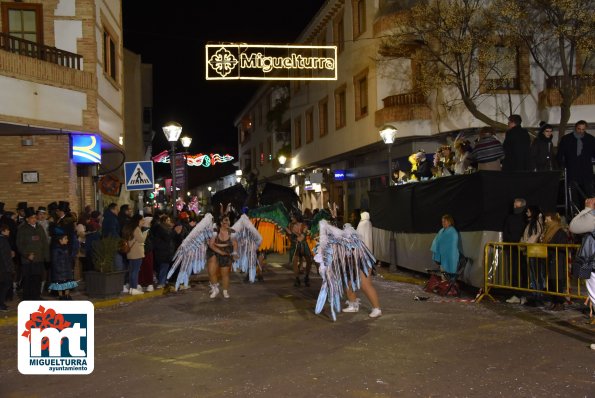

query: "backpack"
(572, 232), (595, 279)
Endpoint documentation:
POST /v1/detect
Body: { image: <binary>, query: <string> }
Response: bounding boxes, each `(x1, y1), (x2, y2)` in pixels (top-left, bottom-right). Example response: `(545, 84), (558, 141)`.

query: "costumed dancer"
(168, 211), (261, 298)
(247, 202), (292, 282)
(314, 220), (380, 321)
(285, 212), (313, 287)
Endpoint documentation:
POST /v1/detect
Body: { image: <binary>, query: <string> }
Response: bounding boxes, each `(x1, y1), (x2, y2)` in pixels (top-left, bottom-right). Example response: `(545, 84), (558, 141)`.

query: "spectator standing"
(117, 204), (133, 235)
(557, 120), (595, 207)
(540, 212), (569, 310)
(470, 127), (504, 171)
(568, 197), (595, 323)
(152, 215), (175, 289)
(16, 207), (49, 300)
(0, 224), (15, 311)
(520, 205), (544, 306)
(101, 203), (119, 239)
(503, 198), (528, 304)
(122, 214), (147, 295)
(502, 115), (531, 172)
(48, 233), (78, 300)
(531, 123), (557, 171)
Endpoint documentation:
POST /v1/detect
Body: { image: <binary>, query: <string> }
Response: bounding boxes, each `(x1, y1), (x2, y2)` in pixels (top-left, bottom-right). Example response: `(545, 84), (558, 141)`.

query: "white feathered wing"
(231, 214), (263, 283)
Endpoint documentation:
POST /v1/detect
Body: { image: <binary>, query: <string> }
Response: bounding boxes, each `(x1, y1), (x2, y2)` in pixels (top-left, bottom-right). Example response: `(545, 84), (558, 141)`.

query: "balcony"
(375, 92), (431, 126)
(539, 74), (595, 108)
(0, 33), (82, 70)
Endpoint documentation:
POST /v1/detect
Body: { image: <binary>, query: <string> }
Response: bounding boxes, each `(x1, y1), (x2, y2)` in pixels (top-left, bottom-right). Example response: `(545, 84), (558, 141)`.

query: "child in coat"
(48, 234), (78, 300)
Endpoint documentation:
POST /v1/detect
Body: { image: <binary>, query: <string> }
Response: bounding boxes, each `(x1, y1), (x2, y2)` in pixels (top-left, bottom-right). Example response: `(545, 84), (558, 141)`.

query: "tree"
(380, 0), (518, 131)
(492, 0), (595, 139)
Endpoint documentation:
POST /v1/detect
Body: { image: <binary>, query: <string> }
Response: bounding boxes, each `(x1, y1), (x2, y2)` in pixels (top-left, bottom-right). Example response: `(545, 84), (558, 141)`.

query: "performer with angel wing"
(314, 219), (382, 321)
(206, 214), (238, 298)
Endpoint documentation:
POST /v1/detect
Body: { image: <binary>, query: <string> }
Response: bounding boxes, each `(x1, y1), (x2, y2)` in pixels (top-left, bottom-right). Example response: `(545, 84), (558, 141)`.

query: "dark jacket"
(152, 223), (175, 265)
(16, 222), (49, 275)
(531, 132), (556, 171)
(51, 244), (73, 282)
(415, 160), (433, 180)
(0, 234), (15, 276)
(557, 132), (595, 186)
(502, 125), (531, 171)
(503, 207), (527, 243)
(102, 209), (120, 238)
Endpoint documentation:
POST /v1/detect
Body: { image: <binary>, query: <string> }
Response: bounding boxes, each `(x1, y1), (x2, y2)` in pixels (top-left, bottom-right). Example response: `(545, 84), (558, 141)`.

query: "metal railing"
(476, 241), (588, 303)
(0, 32), (82, 70)
(382, 92), (425, 107)
(545, 74), (595, 90)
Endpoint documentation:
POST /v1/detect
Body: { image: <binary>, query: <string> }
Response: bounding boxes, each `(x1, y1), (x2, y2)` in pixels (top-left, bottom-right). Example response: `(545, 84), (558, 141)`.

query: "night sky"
(122, 1), (326, 185)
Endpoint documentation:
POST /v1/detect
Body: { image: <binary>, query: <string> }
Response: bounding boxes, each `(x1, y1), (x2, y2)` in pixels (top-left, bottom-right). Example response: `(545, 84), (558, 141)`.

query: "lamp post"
(162, 121), (183, 217)
(379, 125), (398, 186)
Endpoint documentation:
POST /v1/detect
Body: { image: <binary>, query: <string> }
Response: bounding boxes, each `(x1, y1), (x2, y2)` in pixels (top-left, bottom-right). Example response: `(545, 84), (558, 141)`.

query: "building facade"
(237, 0), (594, 222)
(0, 0), (130, 214)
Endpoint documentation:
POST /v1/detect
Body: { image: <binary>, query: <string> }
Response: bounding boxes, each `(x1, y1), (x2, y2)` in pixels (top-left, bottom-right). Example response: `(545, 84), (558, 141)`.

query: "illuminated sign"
(152, 150), (234, 167)
(72, 134), (101, 164)
(205, 44), (337, 81)
(334, 170), (346, 181)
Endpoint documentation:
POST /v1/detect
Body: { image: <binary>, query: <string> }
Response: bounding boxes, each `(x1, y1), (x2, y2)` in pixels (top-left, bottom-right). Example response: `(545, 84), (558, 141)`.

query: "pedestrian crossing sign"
(124, 161), (154, 191)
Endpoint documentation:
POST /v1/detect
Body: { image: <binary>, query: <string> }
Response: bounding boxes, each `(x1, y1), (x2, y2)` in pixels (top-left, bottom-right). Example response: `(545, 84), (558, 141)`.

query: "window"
(353, 0), (366, 38)
(103, 26), (118, 82)
(319, 97), (329, 137)
(294, 116), (302, 149)
(1, 2), (43, 43)
(333, 12), (345, 54)
(485, 45), (519, 90)
(334, 85), (347, 129)
(305, 108), (314, 144)
(354, 69), (369, 120)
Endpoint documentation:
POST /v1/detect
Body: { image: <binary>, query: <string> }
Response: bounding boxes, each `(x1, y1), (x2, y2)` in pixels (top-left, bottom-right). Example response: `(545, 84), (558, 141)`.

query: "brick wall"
(0, 134), (92, 214)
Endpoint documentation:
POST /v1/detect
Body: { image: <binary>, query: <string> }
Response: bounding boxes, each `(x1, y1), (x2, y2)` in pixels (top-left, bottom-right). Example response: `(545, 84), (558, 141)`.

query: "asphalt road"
(1, 260), (594, 397)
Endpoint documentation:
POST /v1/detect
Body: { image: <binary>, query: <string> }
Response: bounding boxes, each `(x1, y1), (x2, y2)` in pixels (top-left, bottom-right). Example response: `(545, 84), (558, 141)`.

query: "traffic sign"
(124, 161), (154, 191)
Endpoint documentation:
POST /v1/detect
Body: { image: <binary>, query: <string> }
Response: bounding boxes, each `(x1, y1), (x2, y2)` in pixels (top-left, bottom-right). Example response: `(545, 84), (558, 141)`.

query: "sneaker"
(342, 301), (360, 313)
(156, 284), (164, 289)
(519, 297), (527, 305)
(222, 290), (230, 299)
(179, 284), (191, 290)
(209, 284), (220, 298)
(506, 295), (520, 304)
(122, 284), (130, 293)
(369, 308), (382, 318)
(146, 285), (154, 292)
(129, 288), (144, 295)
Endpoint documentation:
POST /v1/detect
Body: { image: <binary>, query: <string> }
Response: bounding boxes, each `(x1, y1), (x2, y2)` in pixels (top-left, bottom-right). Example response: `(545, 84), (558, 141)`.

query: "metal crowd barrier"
(476, 242), (588, 303)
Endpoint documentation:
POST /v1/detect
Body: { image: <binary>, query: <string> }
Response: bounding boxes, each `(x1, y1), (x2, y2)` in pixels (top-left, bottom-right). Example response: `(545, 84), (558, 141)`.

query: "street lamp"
(162, 121), (183, 217)
(235, 169), (242, 183)
(278, 155), (287, 166)
(379, 125), (398, 186)
(180, 136), (192, 149)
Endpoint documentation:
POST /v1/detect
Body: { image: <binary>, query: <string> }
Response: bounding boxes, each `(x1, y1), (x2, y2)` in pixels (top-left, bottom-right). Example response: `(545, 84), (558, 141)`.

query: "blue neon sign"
(72, 134), (101, 164)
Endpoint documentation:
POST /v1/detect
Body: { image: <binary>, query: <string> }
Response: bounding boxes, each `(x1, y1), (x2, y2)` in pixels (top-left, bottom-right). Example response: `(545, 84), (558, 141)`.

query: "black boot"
(294, 277), (301, 287)
(304, 275), (310, 287)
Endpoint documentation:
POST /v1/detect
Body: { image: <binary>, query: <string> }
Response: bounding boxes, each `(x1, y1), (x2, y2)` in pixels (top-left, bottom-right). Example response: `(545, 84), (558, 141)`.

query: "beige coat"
(126, 227), (146, 260)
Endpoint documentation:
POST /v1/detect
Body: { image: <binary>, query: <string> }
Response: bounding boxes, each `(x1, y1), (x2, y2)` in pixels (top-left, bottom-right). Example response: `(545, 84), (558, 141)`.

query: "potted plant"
(84, 236), (126, 298)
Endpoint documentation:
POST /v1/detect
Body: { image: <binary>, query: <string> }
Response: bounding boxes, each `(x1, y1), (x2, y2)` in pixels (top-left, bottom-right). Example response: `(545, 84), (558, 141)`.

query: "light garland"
(152, 150), (234, 167)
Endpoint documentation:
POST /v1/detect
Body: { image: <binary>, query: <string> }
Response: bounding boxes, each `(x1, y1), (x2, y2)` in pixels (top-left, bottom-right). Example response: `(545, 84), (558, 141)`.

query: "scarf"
(573, 131), (583, 156)
(541, 220), (562, 244)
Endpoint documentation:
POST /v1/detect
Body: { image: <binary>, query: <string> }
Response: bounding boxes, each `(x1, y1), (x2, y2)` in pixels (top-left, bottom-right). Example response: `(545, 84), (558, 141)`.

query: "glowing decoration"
(205, 44), (337, 81)
(152, 150), (234, 167)
(71, 134), (101, 164)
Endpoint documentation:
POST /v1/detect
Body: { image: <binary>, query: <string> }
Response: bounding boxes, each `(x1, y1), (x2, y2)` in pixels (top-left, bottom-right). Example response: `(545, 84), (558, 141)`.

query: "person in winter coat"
(0, 224), (15, 311)
(16, 207), (50, 300)
(122, 214), (147, 295)
(101, 203), (120, 239)
(531, 123), (557, 171)
(540, 212), (569, 311)
(503, 198), (528, 304)
(502, 114), (531, 172)
(152, 214), (175, 288)
(48, 233), (78, 300)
